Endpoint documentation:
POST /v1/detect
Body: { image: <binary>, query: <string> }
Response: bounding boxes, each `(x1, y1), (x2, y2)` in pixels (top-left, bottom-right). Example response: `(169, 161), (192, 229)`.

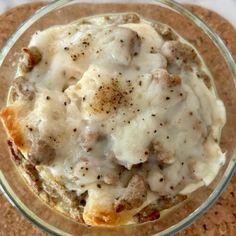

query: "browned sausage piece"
(103, 172), (120, 185)
(134, 195), (187, 223)
(28, 140), (56, 165)
(22, 163), (42, 193)
(114, 174), (147, 213)
(196, 70), (211, 88)
(42, 178), (86, 222)
(121, 13), (140, 23)
(153, 141), (175, 165)
(7, 139), (23, 165)
(133, 204), (160, 223)
(11, 76), (35, 101)
(20, 46), (42, 72)
(153, 23), (177, 41)
(161, 40), (198, 64)
(104, 13), (140, 24)
(152, 69), (181, 88)
(79, 132), (99, 151)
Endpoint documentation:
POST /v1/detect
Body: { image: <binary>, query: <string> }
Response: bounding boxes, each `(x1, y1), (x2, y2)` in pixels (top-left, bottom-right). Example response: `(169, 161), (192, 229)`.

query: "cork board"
(0, 2), (235, 236)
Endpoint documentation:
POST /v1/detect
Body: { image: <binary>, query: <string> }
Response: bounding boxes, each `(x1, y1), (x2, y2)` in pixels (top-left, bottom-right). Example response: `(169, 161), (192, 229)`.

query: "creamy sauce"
(12, 13), (225, 225)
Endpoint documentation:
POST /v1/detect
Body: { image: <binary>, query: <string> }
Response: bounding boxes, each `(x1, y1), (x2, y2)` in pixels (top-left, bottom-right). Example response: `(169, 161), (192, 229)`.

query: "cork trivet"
(0, 3), (235, 236)
(0, 4), (46, 236)
(177, 6), (236, 236)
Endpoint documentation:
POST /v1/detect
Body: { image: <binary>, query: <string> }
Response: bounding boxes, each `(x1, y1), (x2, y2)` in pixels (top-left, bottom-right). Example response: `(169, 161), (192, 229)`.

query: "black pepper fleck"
(80, 199), (86, 206)
(86, 148), (92, 152)
(158, 164), (164, 170)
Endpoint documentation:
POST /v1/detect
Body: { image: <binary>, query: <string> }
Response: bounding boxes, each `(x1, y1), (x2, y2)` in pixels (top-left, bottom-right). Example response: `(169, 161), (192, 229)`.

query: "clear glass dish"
(0, 0), (235, 235)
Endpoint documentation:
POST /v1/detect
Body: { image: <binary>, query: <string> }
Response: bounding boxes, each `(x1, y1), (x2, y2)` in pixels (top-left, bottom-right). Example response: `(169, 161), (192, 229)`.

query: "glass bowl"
(0, 0), (236, 235)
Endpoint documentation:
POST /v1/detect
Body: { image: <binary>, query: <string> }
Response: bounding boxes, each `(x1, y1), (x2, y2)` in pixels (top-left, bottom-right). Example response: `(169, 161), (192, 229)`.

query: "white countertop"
(0, 0), (235, 26)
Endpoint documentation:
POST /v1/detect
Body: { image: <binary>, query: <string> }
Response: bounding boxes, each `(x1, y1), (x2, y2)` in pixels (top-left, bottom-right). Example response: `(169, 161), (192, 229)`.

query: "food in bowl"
(0, 13), (226, 226)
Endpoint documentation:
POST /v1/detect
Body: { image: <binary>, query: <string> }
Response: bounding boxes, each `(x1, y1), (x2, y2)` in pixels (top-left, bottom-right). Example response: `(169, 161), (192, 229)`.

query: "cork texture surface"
(0, 2), (235, 236)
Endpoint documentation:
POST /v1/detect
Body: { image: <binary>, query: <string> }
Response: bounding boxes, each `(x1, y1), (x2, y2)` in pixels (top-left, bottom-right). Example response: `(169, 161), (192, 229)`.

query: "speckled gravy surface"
(1, 13), (226, 225)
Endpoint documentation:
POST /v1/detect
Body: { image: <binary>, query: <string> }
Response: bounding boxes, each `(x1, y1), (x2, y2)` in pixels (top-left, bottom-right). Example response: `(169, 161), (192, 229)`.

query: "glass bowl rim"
(0, 0), (236, 235)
